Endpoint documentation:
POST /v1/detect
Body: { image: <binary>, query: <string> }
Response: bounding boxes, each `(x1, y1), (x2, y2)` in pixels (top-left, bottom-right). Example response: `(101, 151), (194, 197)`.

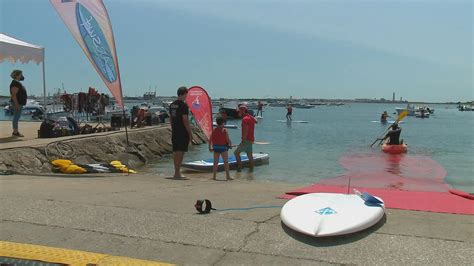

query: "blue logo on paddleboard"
(315, 207), (337, 215)
(76, 3), (117, 83)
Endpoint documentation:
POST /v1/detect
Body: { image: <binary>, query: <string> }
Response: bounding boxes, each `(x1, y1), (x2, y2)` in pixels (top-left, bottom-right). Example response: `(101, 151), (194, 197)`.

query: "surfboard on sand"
(281, 192), (384, 237)
(277, 120), (309, 123)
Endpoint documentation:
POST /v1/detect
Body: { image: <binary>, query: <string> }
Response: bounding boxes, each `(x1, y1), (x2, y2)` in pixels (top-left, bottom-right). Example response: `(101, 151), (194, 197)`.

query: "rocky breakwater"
(0, 125), (207, 174)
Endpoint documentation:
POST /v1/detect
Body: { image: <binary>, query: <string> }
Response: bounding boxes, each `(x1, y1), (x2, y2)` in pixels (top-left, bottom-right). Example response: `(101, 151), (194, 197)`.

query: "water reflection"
(384, 154), (403, 176)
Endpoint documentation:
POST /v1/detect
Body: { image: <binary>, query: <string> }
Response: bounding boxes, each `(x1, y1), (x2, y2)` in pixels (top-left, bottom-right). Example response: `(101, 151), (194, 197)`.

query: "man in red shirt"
(234, 105), (257, 171)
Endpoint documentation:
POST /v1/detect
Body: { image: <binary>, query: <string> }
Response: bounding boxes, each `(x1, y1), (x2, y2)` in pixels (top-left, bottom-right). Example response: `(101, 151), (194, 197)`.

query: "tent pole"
(42, 48), (47, 117)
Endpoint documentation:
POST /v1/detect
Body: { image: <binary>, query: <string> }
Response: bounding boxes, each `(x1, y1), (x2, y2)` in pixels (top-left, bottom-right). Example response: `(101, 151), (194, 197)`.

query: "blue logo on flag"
(315, 207), (337, 215)
(192, 96), (201, 109)
(76, 3), (117, 83)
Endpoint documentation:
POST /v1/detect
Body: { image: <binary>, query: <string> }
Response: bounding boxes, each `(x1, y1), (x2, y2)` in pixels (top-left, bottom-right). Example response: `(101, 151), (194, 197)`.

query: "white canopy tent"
(0, 33), (46, 106)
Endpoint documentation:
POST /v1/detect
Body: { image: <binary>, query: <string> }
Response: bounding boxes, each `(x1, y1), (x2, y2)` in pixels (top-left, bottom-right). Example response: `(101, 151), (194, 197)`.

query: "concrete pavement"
(1, 172), (473, 265)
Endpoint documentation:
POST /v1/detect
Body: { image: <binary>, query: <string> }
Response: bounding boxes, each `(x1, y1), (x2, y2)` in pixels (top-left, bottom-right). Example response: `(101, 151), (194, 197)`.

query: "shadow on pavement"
(281, 214), (387, 246)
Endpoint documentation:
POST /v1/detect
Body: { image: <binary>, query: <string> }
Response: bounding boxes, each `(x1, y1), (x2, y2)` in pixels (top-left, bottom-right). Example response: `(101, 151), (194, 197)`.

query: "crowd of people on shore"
(8, 70), (403, 180)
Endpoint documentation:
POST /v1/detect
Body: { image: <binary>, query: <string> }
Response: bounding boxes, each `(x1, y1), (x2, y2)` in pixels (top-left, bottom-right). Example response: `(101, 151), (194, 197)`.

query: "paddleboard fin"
(354, 189), (383, 206)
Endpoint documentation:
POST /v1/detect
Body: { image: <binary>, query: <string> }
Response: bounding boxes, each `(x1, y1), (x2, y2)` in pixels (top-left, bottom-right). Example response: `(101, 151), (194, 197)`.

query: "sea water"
(149, 103), (474, 193)
(2, 102), (472, 192)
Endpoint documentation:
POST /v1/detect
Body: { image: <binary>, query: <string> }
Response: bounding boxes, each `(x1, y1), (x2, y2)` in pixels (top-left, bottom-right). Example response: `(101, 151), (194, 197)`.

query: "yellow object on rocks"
(64, 164), (87, 174)
(51, 159), (72, 168)
(51, 159), (137, 174)
(109, 160), (138, 173)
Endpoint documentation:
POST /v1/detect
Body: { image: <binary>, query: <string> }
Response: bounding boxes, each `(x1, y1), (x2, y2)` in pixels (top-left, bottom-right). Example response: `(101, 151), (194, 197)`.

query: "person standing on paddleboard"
(169, 86), (193, 179)
(286, 104), (293, 121)
(380, 111), (390, 123)
(235, 105), (257, 171)
(256, 101), (264, 117)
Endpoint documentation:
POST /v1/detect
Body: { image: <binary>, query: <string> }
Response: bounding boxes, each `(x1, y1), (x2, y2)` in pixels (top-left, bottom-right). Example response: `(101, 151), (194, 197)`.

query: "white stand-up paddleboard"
(213, 122), (238, 129)
(182, 153), (269, 172)
(277, 120), (309, 123)
(281, 192), (384, 237)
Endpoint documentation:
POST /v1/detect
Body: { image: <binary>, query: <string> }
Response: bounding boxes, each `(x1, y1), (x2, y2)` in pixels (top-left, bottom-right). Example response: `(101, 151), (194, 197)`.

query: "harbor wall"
(0, 125), (207, 174)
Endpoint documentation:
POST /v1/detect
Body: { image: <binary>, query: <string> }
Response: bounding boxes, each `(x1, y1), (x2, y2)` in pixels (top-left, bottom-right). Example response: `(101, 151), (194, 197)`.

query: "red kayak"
(382, 143), (407, 154)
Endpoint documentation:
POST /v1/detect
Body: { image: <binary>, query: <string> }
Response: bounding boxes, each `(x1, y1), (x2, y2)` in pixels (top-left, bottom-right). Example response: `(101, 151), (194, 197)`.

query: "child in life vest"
(209, 116), (233, 180)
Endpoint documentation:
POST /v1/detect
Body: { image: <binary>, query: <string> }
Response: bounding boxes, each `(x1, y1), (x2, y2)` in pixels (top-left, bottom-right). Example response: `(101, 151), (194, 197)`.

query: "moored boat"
(218, 101), (254, 119)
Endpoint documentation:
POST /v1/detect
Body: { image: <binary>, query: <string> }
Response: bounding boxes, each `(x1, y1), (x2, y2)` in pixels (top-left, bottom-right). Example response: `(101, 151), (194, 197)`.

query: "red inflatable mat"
(279, 153), (473, 215)
(279, 185), (473, 215)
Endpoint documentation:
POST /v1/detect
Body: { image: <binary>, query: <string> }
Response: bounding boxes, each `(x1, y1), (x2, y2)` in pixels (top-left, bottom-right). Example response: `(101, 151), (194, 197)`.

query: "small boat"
(182, 153), (269, 172)
(458, 104), (474, 111)
(415, 112), (430, 118)
(293, 102), (315, 109)
(269, 101), (289, 107)
(218, 101), (254, 119)
(396, 104), (434, 116)
(4, 99), (45, 119)
(395, 104), (416, 116)
(382, 143), (408, 154)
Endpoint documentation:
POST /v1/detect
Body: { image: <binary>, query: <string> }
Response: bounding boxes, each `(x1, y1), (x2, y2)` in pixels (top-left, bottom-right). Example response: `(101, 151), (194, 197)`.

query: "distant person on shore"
(380, 111), (390, 123)
(234, 105), (257, 171)
(209, 116), (233, 180)
(383, 123), (403, 145)
(256, 101), (264, 117)
(218, 108), (228, 124)
(10, 69), (27, 137)
(169, 86), (193, 179)
(286, 104), (293, 121)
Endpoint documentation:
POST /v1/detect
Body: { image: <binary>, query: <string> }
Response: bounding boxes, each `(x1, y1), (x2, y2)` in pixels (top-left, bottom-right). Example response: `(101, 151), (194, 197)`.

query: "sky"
(1, 0), (472, 102)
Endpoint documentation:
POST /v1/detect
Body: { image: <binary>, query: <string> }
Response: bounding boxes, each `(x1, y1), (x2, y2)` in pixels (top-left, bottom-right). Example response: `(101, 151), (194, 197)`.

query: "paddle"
(370, 111), (408, 147)
(219, 141), (270, 150)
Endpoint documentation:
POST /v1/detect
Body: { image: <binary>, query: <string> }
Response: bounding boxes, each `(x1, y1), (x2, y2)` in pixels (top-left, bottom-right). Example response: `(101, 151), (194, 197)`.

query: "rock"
(0, 125), (204, 174)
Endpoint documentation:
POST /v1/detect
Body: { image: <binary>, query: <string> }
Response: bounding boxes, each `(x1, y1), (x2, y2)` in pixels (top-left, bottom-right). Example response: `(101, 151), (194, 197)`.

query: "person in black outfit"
(383, 123), (403, 145)
(256, 101), (264, 117)
(10, 70), (27, 137)
(169, 86), (193, 179)
(380, 111), (389, 123)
